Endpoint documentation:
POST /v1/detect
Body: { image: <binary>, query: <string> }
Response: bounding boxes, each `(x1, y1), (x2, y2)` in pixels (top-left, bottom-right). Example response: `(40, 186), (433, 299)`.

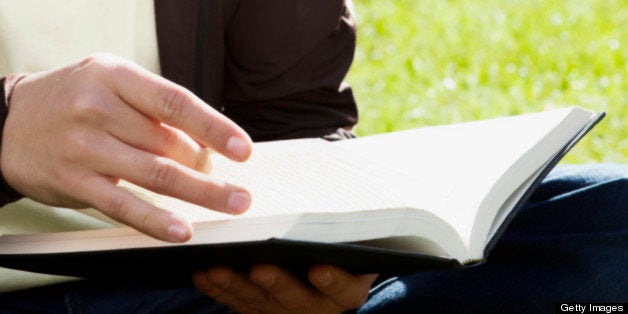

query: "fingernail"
(228, 191), (251, 213)
(167, 223), (190, 242)
(254, 272), (276, 288)
(226, 136), (251, 160)
(315, 270), (333, 287)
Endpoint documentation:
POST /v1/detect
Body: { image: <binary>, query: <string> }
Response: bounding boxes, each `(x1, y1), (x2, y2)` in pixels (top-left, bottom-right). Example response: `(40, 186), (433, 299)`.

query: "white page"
(119, 140), (466, 258)
(336, 106), (592, 253)
(122, 139), (414, 223)
(121, 107), (594, 257)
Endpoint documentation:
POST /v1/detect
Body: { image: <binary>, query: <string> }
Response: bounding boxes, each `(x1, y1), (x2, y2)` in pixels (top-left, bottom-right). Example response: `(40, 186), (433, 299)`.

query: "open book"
(0, 106), (604, 280)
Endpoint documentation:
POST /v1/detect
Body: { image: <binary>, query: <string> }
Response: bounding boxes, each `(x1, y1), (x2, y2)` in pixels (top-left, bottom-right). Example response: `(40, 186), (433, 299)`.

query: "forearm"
(0, 74), (26, 206)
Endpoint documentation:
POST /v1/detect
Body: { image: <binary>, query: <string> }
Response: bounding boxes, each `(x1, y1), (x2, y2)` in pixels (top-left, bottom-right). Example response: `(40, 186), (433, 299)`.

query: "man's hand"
(1, 53), (253, 242)
(193, 265), (378, 313)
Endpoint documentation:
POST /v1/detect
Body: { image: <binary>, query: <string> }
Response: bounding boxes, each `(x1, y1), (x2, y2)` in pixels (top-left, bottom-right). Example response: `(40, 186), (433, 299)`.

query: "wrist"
(3, 74), (28, 108)
(0, 74), (28, 203)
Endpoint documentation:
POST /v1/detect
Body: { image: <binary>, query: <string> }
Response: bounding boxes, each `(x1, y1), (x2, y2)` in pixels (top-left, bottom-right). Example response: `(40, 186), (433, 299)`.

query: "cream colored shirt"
(0, 0), (160, 75)
(0, 0), (160, 293)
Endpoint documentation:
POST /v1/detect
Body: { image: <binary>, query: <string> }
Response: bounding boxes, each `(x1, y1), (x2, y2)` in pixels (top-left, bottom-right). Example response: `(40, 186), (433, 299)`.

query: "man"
(1, 1), (626, 313)
(1, 0), (375, 312)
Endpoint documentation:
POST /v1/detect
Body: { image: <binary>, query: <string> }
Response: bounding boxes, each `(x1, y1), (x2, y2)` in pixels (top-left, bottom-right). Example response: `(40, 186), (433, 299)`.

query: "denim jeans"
(0, 164), (626, 314)
(360, 164), (628, 313)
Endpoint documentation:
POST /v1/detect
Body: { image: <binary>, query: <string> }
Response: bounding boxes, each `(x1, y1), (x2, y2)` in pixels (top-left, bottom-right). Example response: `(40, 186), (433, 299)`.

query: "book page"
(0, 215), (300, 255)
(117, 139), (468, 259)
(336, 107), (594, 256)
(122, 139), (414, 223)
(120, 107), (595, 259)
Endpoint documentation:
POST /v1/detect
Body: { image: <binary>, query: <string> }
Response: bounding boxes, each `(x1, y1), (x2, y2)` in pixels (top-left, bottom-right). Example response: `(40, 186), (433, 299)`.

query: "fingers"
(100, 94), (212, 172)
(91, 136), (251, 215)
(308, 265), (378, 309)
(109, 58), (252, 162)
(194, 265), (375, 314)
(78, 175), (193, 242)
(250, 264), (330, 312)
(1, 54), (251, 244)
(193, 267), (277, 314)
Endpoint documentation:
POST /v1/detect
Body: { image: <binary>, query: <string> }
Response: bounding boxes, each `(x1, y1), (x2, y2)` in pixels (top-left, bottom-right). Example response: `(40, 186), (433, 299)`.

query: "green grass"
(347, 0), (627, 163)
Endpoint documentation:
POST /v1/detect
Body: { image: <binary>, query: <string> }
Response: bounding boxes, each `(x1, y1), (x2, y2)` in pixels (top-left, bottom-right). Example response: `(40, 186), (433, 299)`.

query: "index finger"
(111, 60), (252, 162)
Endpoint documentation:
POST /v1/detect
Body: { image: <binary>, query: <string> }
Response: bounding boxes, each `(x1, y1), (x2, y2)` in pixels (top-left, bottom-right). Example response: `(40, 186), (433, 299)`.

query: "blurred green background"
(347, 0), (627, 163)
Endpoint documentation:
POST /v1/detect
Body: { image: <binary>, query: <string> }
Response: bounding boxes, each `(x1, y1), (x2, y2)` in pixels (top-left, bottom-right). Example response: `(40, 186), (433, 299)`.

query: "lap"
(360, 164), (628, 313)
(0, 274), (230, 314)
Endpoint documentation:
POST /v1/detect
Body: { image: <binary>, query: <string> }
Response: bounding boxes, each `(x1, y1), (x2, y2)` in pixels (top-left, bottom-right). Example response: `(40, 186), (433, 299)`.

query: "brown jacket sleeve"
(0, 75), (26, 206)
(155, 0), (358, 142)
